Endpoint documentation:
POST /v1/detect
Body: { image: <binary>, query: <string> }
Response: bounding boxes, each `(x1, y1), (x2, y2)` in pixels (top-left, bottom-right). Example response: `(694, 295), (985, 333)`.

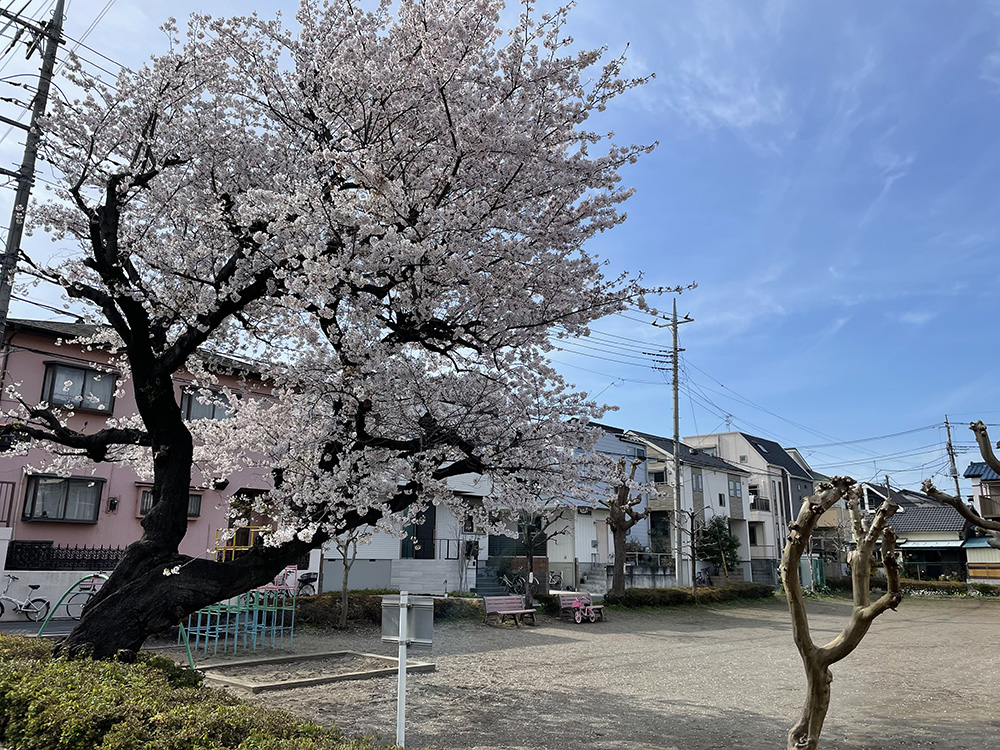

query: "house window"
(692, 472), (703, 493)
(650, 470), (666, 484)
(719, 492), (726, 507)
(180, 390), (232, 421)
(626, 446), (646, 460)
(728, 478), (743, 499)
(23, 476), (103, 523)
(748, 524), (757, 546)
(41, 362), (116, 413)
(139, 489), (202, 517)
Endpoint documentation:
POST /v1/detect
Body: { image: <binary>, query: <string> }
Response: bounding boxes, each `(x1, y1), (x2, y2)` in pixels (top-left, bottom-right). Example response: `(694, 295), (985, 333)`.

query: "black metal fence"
(5, 540), (126, 571)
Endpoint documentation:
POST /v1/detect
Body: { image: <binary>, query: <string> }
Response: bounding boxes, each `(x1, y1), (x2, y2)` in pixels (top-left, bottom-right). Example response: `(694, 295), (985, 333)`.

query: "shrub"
(297, 591), (483, 627)
(826, 576), (1000, 597)
(604, 582), (774, 608)
(0, 635), (393, 750)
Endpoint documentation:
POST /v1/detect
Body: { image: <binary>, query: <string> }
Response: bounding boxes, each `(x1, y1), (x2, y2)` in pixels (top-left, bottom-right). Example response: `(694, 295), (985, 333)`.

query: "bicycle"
(297, 571), (318, 597)
(0, 574), (50, 621)
(695, 570), (712, 587)
(64, 575), (106, 620)
(548, 570), (564, 590)
(498, 571), (526, 595)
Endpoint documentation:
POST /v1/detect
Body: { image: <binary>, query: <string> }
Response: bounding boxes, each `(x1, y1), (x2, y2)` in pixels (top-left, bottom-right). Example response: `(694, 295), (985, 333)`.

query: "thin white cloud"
(652, 0), (794, 151)
(896, 311), (936, 326)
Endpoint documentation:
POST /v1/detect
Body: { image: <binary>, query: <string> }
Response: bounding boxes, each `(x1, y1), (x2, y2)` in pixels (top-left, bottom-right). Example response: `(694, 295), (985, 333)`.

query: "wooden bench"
(557, 592), (606, 622)
(482, 595), (536, 626)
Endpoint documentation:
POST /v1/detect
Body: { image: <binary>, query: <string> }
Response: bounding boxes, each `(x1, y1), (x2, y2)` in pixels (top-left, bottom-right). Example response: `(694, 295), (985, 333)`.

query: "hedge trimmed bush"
(0, 635), (392, 750)
(297, 591), (483, 627)
(604, 582), (775, 608)
(827, 576), (1000, 597)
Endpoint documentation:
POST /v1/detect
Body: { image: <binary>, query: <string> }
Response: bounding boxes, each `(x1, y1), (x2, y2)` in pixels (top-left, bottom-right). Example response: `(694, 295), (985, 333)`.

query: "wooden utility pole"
(944, 416), (963, 505)
(669, 299), (692, 585)
(0, 0), (66, 343)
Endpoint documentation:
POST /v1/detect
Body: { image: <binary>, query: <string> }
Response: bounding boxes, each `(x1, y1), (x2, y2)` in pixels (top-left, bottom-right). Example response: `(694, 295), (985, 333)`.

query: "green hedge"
(0, 635), (393, 750)
(297, 592), (483, 627)
(603, 582), (775, 608)
(827, 576), (1000, 597)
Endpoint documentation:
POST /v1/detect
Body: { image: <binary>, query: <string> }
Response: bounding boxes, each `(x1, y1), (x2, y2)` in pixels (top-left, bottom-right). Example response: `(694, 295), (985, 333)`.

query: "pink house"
(0, 318), (272, 576)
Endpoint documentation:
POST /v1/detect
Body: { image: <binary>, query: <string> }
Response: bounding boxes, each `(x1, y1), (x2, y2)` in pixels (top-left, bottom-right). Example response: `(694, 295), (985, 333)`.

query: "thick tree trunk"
(787, 660), (833, 750)
(610, 522), (627, 597)
(56, 534), (316, 659)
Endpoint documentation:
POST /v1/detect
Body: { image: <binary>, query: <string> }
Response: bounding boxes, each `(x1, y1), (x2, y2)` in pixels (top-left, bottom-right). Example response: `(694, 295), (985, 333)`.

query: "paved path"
(235, 596), (1000, 750)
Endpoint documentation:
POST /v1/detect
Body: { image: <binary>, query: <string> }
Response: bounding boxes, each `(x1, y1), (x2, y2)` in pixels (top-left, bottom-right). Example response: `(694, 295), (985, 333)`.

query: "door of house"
(597, 520), (609, 563)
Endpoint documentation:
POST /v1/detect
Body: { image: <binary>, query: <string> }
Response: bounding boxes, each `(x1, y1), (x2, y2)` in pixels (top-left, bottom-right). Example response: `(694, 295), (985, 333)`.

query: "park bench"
(482, 595), (536, 626)
(557, 592), (605, 622)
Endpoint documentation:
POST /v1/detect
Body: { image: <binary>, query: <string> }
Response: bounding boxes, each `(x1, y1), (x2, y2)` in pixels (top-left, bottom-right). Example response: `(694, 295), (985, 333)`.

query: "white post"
(396, 590), (408, 748)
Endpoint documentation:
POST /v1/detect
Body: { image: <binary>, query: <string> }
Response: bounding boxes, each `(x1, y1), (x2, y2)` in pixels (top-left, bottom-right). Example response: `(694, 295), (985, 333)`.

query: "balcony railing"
(749, 496), (771, 512)
(400, 537), (472, 561)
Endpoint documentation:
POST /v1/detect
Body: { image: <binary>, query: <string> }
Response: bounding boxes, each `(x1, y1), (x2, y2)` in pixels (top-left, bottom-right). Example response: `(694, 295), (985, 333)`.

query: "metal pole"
(396, 590), (408, 748)
(0, 0), (65, 342)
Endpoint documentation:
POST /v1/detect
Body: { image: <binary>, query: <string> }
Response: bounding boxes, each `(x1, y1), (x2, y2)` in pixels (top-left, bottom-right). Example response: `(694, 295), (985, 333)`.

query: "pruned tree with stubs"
(601, 456), (652, 598)
(781, 477), (902, 750)
(923, 420), (1000, 549)
(0, 0), (670, 658)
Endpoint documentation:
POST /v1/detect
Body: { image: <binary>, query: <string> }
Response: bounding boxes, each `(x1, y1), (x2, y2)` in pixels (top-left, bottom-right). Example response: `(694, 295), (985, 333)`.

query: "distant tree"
(601, 457), (652, 598)
(781, 477), (901, 750)
(517, 507), (570, 602)
(924, 421), (1000, 549)
(333, 529), (370, 628)
(697, 516), (741, 579)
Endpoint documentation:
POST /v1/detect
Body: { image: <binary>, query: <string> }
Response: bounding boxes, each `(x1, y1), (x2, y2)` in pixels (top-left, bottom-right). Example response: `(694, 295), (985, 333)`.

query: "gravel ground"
(185, 596), (1000, 750)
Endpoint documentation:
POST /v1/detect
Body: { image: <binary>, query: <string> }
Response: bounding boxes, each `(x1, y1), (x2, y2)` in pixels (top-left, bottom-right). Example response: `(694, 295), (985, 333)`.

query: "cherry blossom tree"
(1, 0), (665, 658)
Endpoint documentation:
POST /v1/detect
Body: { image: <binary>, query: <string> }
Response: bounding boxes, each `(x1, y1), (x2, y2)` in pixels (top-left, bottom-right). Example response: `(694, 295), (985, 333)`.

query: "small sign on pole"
(381, 592), (434, 748)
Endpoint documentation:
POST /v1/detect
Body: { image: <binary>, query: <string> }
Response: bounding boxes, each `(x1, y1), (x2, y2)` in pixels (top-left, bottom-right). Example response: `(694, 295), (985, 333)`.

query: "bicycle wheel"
(65, 592), (92, 620)
(298, 583), (316, 597)
(549, 573), (563, 590)
(512, 576), (526, 595)
(573, 609), (583, 624)
(24, 598), (50, 622)
(587, 609), (597, 623)
(528, 578), (540, 595)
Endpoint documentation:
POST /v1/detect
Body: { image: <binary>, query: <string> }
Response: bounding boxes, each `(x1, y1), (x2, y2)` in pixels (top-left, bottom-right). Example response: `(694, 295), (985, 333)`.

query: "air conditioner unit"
(591, 539), (599, 548)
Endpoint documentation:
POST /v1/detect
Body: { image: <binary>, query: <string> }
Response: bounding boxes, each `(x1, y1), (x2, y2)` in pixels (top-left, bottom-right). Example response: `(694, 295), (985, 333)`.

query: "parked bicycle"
(695, 570), (712, 587)
(548, 570), (564, 590)
(498, 570), (526, 595)
(64, 575), (106, 620)
(297, 571), (318, 597)
(0, 574), (50, 621)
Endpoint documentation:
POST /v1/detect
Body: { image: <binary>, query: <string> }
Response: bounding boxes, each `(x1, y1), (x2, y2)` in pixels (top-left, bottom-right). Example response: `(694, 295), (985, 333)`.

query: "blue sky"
(3, 0), (999, 491)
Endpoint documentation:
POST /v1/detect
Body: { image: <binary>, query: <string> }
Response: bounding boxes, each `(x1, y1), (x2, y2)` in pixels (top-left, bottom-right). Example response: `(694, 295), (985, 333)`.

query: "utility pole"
(944, 416), (963, 504)
(669, 299), (693, 585)
(0, 0), (66, 344)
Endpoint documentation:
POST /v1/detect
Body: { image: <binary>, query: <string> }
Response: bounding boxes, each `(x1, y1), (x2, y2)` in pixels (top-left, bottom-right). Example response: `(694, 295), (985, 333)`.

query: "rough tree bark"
(781, 477), (902, 750)
(923, 420), (1000, 549)
(603, 457), (647, 598)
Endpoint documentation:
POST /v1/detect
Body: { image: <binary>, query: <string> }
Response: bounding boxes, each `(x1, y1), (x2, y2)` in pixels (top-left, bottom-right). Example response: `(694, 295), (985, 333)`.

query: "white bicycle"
(0, 574), (50, 621)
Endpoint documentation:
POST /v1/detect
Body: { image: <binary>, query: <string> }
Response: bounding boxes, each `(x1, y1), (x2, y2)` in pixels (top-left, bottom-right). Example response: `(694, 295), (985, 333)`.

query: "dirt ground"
(184, 596), (1000, 750)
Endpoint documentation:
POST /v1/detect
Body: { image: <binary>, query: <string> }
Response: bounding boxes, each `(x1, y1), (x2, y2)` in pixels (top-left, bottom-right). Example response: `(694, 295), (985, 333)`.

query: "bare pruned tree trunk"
(924, 421), (1000, 549)
(782, 477), (902, 750)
